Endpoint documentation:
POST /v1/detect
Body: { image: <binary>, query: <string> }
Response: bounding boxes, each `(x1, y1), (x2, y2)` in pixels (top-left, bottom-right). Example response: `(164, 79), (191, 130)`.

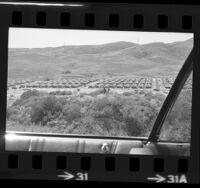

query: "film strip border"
(0, 3), (198, 31)
(0, 2), (200, 184)
(10, 10), (193, 30)
(0, 152), (190, 182)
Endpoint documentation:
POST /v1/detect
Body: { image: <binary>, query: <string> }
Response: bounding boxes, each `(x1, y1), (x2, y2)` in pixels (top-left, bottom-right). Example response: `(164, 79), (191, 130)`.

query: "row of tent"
(89, 83), (152, 89)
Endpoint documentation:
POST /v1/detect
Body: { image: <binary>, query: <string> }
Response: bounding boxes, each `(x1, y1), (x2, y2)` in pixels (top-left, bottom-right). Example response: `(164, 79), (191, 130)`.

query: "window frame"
(147, 49), (193, 143)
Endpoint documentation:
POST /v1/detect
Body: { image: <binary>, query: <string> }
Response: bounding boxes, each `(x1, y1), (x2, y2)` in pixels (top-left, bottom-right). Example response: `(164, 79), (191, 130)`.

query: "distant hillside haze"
(8, 38), (193, 80)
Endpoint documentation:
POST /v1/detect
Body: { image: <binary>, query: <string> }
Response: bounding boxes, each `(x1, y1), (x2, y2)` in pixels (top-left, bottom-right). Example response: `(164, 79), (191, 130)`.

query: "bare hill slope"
(8, 39), (193, 79)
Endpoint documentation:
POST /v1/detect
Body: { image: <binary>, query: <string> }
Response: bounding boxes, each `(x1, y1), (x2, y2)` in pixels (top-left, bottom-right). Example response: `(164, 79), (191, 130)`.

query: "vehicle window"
(159, 72), (192, 142)
(6, 28), (193, 139)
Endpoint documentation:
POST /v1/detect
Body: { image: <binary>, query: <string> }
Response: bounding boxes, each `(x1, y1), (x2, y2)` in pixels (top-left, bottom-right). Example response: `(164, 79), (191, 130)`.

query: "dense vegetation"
(6, 89), (191, 142)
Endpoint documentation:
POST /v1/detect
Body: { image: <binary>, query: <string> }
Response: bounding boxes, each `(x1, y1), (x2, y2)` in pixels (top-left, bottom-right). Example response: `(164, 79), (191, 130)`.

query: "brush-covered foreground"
(6, 89), (191, 142)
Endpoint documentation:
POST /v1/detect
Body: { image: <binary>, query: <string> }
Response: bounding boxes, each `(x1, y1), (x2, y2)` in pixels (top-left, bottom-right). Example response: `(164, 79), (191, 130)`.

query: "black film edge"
(0, 1), (199, 184)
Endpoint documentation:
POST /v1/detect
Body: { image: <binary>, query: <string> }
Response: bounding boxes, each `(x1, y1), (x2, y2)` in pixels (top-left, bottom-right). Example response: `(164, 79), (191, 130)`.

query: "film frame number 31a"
(0, 1), (200, 184)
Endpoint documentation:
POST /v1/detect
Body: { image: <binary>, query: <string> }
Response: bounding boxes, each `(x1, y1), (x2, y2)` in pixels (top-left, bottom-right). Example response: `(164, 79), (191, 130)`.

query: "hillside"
(8, 38), (193, 80)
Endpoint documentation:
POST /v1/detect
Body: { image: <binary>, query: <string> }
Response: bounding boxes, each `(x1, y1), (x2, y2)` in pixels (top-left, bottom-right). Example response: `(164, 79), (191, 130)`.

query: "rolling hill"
(8, 38), (193, 80)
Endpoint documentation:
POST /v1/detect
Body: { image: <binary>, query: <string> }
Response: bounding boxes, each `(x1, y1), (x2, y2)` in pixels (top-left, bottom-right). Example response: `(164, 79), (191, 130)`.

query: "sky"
(8, 27), (193, 48)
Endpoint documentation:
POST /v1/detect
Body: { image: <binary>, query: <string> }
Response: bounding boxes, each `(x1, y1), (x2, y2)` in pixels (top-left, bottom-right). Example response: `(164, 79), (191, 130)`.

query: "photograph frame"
(0, 1), (199, 184)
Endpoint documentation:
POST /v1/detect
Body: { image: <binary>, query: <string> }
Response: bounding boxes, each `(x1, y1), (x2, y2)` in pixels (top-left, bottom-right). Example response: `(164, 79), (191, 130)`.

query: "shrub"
(43, 77), (52, 81)
(63, 70), (71, 74)
(7, 106), (32, 126)
(159, 89), (192, 142)
(7, 88), (192, 142)
(30, 96), (63, 125)
(138, 90), (146, 95)
(7, 106), (19, 119)
(20, 89), (40, 100)
(153, 92), (166, 102)
(49, 91), (56, 95)
(144, 91), (154, 99)
(122, 91), (134, 96)
(62, 103), (82, 123)
(64, 91), (73, 95)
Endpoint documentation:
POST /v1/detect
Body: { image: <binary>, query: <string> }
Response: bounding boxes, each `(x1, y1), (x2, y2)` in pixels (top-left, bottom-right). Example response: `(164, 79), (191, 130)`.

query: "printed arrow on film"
(57, 171), (75, 180)
(147, 174), (166, 183)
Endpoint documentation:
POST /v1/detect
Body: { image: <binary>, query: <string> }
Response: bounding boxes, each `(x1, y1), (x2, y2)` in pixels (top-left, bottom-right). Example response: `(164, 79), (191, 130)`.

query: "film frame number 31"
(0, 1), (200, 184)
